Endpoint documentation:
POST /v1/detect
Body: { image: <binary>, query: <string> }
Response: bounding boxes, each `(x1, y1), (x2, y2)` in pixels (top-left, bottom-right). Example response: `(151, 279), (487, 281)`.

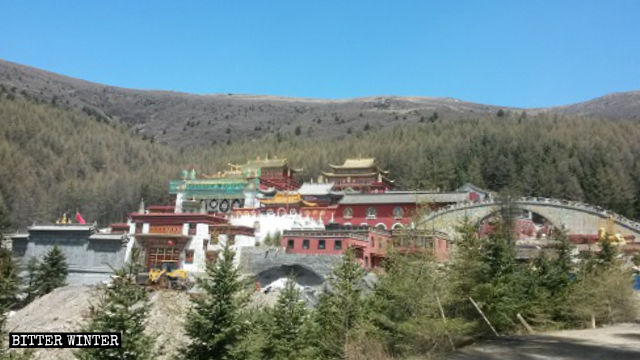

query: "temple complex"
(228, 156), (301, 191)
(128, 209), (254, 274)
(321, 158), (394, 193)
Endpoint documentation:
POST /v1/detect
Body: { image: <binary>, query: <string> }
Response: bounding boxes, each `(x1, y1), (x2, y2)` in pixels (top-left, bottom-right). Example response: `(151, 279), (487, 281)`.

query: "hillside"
(0, 92), (176, 227)
(0, 59), (541, 145)
(2, 59), (639, 148)
(2, 59), (640, 229)
(551, 90), (640, 120)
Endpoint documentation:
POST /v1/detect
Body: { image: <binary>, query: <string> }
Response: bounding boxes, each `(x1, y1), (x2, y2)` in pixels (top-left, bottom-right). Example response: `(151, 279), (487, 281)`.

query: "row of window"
(287, 238), (343, 250)
(342, 206), (404, 219)
(265, 208), (298, 216)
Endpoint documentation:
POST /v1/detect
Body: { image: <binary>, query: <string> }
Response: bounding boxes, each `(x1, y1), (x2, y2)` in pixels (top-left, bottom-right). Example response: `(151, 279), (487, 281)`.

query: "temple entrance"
(136, 235), (189, 270)
(146, 247), (181, 268)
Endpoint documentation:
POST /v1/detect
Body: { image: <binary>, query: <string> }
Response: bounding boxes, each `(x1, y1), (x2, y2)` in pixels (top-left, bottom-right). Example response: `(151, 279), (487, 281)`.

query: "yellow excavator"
(598, 215), (626, 246)
(148, 261), (191, 290)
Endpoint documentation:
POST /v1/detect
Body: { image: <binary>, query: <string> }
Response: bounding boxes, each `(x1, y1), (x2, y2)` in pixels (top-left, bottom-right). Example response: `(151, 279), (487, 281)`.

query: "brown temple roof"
(259, 193), (318, 207)
(339, 192), (469, 205)
(325, 157), (391, 178)
(329, 158), (376, 169)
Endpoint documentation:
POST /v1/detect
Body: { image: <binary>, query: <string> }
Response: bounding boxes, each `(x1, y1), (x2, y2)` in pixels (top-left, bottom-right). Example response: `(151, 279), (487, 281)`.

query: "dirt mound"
(146, 290), (190, 359)
(5, 286), (191, 360)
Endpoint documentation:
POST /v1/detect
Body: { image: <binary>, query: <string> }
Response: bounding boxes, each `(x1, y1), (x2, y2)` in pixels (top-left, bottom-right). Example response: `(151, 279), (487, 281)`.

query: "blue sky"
(1, 1), (639, 107)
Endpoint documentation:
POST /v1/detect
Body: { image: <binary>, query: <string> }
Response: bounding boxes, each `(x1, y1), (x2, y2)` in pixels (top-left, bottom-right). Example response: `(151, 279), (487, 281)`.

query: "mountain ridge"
(1, 58), (638, 146)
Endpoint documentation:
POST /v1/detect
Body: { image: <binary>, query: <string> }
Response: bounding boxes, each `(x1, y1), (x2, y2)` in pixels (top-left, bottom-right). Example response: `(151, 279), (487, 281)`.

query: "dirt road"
(448, 323), (640, 360)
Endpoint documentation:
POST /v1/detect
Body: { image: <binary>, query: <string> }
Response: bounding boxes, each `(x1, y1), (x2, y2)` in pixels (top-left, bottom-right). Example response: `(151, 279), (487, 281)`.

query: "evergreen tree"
(370, 250), (467, 357)
(0, 248), (20, 311)
(183, 242), (249, 360)
(34, 246), (68, 295)
(0, 249), (32, 360)
(0, 204), (10, 236)
(22, 257), (41, 305)
(76, 248), (153, 360)
(313, 249), (366, 359)
(263, 233), (273, 247)
(263, 277), (312, 360)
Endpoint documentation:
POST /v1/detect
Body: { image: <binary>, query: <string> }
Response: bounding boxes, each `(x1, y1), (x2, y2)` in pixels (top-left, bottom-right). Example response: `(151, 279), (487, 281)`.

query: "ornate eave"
(322, 171), (379, 177)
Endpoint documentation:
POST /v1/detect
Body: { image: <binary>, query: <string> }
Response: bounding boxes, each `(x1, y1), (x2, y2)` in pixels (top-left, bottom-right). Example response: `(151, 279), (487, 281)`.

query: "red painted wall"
(282, 230), (450, 269)
(332, 203), (416, 229)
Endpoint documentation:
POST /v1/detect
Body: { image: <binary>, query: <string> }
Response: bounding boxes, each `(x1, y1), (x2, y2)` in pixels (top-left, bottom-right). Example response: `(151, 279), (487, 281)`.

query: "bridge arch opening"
(255, 264), (325, 288)
(478, 208), (559, 240)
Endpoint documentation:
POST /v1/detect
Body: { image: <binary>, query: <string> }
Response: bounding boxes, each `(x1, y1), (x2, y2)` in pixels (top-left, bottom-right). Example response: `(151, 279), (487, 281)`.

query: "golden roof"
(329, 158), (376, 169)
(259, 193), (317, 207)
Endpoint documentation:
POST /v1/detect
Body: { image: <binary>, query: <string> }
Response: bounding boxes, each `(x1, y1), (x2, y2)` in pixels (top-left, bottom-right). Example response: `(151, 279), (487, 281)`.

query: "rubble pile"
(6, 286), (191, 360)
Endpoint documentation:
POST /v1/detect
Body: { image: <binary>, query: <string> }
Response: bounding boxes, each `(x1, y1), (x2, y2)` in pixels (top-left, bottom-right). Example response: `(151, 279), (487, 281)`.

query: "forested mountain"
(1, 59), (640, 229)
(2, 58), (640, 147)
(0, 92), (175, 227)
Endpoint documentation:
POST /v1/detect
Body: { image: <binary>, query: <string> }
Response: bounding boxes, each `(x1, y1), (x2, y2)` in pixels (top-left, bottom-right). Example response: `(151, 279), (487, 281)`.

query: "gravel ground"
(448, 323), (640, 360)
(5, 285), (191, 360)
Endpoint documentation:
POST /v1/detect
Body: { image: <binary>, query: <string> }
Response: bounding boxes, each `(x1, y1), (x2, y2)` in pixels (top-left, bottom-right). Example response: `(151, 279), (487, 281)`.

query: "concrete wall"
(12, 229), (126, 286)
(238, 246), (342, 286)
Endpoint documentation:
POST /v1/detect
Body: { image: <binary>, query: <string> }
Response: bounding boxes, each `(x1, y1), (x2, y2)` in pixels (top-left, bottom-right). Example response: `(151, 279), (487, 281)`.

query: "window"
(318, 240), (326, 250)
(188, 223), (197, 235)
(302, 239), (310, 249)
(334, 240), (342, 250)
(185, 250), (194, 264)
(290, 208), (297, 215)
(366, 207), (377, 219)
(287, 239), (295, 249)
(393, 206), (404, 219)
(343, 207), (353, 219)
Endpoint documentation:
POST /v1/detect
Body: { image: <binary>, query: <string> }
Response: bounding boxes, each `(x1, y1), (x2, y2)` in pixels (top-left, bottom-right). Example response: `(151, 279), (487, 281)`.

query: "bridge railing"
(421, 196), (640, 233)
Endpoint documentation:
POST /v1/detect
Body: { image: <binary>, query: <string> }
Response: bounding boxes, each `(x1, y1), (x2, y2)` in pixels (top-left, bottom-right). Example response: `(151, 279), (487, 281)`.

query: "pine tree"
(263, 277), (312, 360)
(313, 249), (366, 359)
(23, 257), (41, 305)
(34, 246), (68, 295)
(1, 248), (32, 360)
(0, 204), (10, 236)
(183, 241), (249, 360)
(76, 248), (153, 360)
(263, 233), (273, 247)
(0, 248), (20, 311)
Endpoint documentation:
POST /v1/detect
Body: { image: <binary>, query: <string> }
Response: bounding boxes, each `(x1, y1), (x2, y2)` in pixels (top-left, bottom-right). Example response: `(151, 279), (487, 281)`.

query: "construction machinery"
(148, 261), (192, 290)
(598, 215), (626, 246)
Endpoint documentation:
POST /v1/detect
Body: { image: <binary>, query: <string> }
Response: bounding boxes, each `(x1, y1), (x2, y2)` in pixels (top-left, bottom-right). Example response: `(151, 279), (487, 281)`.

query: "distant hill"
(0, 59), (505, 145)
(1, 59), (638, 146)
(550, 90), (640, 120)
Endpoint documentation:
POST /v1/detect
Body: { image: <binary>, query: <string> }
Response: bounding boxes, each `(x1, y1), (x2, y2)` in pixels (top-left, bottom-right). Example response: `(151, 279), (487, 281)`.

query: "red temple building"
(228, 156), (301, 191)
(332, 191), (472, 230)
(129, 210), (254, 272)
(321, 158), (394, 193)
(282, 227), (450, 269)
(257, 192), (318, 215)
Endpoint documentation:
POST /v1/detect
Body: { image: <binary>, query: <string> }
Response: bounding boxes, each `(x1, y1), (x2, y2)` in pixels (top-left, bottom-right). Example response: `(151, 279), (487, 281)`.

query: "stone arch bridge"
(419, 197), (640, 240)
